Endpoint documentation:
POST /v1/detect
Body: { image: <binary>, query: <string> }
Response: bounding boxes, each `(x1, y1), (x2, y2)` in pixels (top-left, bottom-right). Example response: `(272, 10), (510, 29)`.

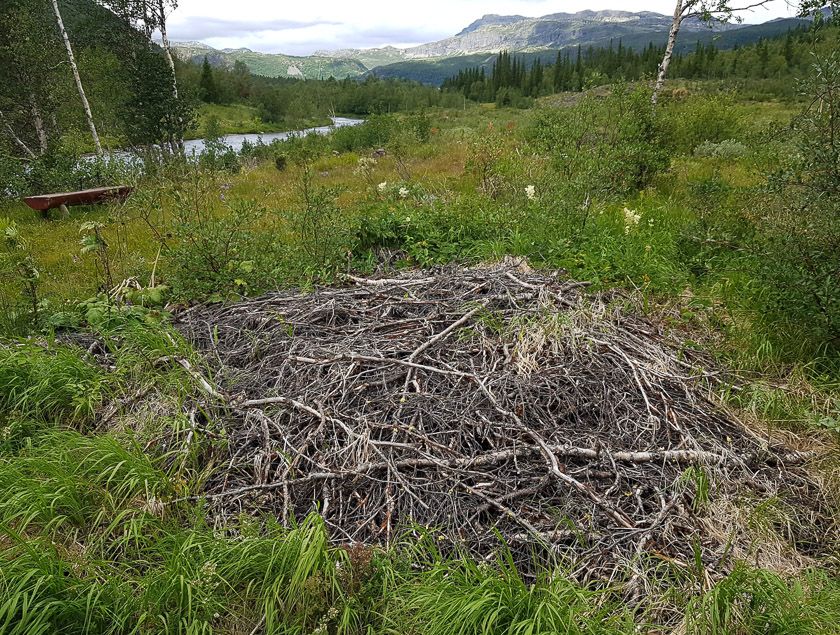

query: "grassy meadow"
(1, 85), (839, 633)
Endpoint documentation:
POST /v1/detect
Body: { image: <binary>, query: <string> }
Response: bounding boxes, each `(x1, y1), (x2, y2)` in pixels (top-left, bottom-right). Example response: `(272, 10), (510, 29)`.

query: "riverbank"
(190, 103), (333, 138)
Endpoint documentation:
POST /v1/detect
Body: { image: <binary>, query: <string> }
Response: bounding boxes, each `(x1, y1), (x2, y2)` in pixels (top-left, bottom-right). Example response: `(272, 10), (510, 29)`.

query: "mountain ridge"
(171, 9), (814, 81)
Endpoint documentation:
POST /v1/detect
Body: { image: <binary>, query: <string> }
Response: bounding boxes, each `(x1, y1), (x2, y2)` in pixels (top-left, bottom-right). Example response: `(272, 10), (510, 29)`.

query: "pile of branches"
(175, 263), (826, 582)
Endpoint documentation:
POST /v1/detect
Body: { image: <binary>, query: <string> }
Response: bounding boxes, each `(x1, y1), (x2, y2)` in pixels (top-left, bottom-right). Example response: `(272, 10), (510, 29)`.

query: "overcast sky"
(166, 1), (801, 56)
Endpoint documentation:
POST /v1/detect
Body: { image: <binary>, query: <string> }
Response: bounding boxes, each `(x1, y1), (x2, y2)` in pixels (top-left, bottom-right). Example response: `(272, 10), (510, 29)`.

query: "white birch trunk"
(652, 0), (685, 107)
(156, 0), (184, 153)
(30, 97), (49, 153)
(0, 110), (36, 159)
(50, 0), (103, 155)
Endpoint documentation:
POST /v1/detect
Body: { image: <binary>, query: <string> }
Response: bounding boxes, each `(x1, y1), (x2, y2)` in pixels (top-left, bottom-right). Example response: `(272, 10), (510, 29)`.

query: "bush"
(693, 139), (749, 159)
(165, 173), (271, 300)
(661, 93), (743, 154)
(284, 152), (350, 274)
(15, 149), (139, 197)
(529, 83), (671, 198)
(330, 115), (395, 153)
(0, 154), (25, 199)
(753, 53), (840, 347)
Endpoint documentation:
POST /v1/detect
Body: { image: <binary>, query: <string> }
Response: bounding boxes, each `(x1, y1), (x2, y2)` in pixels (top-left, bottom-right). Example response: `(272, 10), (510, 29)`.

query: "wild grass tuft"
(0, 430), (171, 539)
(0, 342), (104, 425)
(384, 547), (631, 635)
(687, 565), (840, 634)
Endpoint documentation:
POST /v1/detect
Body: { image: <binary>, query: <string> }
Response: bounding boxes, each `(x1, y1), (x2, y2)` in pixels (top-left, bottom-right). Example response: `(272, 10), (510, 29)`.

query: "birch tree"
(0, 0), (63, 159)
(50, 0), (103, 155)
(652, 0), (771, 106)
(100, 0), (184, 151)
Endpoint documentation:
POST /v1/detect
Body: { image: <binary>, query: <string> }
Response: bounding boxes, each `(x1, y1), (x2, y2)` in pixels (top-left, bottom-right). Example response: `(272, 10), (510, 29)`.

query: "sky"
(166, 0), (802, 56)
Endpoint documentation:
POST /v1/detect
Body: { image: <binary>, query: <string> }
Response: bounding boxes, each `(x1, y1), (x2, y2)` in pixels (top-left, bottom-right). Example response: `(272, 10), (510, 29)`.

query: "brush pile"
(176, 263), (825, 582)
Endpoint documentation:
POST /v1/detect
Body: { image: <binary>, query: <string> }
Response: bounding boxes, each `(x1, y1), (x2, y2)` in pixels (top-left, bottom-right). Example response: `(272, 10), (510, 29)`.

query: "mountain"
(312, 46), (406, 70)
(171, 43), (367, 80)
(321, 10), (742, 64)
(402, 10), (741, 58)
(369, 15), (815, 85)
(172, 9), (819, 82)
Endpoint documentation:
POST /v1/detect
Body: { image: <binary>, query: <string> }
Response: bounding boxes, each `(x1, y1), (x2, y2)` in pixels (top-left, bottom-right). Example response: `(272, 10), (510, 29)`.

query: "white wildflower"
(377, 182), (387, 192)
(622, 207), (641, 233)
(399, 187), (409, 199)
(353, 156), (377, 176)
(525, 184), (536, 200)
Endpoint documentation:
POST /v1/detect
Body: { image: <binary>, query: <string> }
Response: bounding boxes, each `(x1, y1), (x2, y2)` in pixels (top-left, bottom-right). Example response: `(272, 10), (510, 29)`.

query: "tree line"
(443, 11), (837, 105)
(0, 0), (459, 168)
(193, 56), (462, 122)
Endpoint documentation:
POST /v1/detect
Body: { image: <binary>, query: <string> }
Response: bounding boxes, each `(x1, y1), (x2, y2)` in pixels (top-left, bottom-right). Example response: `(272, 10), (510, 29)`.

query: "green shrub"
(529, 83), (671, 199)
(165, 172), (272, 300)
(330, 114), (395, 153)
(693, 139), (749, 159)
(753, 53), (840, 348)
(661, 93), (743, 154)
(284, 152), (350, 275)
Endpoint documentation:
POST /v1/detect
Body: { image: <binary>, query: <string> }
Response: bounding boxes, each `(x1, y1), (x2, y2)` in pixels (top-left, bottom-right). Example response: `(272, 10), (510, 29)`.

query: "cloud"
(168, 17), (342, 41)
(201, 28), (445, 56)
(167, 0), (797, 55)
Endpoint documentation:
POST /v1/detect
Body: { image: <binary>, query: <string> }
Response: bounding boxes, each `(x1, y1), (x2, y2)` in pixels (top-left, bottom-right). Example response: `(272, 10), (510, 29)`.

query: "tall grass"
(686, 565), (840, 634)
(384, 548), (631, 635)
(0, 342), (104, 424)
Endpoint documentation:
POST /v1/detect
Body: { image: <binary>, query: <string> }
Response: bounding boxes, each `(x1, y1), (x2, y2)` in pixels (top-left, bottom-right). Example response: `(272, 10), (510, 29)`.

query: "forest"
(442, 17), (840, 104)
(1, 1), (839, 634)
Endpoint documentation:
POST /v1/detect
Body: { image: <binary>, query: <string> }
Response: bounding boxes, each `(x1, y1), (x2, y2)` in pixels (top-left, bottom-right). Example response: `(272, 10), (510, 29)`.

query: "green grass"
(191, 103), (331, 138)
(0, 341), (105, 425)
(1, 91), (839, 633)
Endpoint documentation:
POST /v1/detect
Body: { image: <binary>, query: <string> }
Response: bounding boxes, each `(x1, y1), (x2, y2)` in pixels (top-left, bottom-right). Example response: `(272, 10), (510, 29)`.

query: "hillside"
(370, 15), (814, 85)
(171, 42), (368, 79)
(173, 10), (815, 84)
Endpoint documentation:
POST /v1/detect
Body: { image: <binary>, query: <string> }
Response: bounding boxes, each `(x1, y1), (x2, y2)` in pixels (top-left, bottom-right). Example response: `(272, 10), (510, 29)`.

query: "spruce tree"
(200, 56), (219, 103)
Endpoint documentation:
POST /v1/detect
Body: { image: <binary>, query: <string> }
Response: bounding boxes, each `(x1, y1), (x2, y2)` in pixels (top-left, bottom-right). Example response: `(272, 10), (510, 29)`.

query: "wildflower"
(399, 187), (409, 199)
(353, 156), (377, 176)
(622, 207), (641, 234)
(525, 184), (536, 200)
(377, 181), (387, 192)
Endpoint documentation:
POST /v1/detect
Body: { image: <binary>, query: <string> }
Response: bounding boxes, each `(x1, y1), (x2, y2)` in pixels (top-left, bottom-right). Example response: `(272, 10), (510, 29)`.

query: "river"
(182, 116), (364, 155)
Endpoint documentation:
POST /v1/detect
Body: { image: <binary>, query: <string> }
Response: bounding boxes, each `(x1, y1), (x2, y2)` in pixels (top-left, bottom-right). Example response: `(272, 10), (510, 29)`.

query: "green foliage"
(0, 341), (104, 425)
(199, 57), (219, 104)
(286, 151), (350, 274)
(386, 549), (630, 635)
(694, 139), (749, 159)
(197, 116), (241, 174)
(0, 220), (42, 333)
(330, 115), (397, 153)
(10, 149), (138, 199)
(660, 93), (744, 155)
(123, 43), (196, 152)
(167, 179), (270, 300)
(752, 52), (840, 343)
(530, 84), (671, 198)
(687, 565), (840, 634)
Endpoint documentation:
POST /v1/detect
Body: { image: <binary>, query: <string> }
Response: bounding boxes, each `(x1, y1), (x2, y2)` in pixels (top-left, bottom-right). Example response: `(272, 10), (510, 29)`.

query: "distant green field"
(191, 103), (330, 138)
